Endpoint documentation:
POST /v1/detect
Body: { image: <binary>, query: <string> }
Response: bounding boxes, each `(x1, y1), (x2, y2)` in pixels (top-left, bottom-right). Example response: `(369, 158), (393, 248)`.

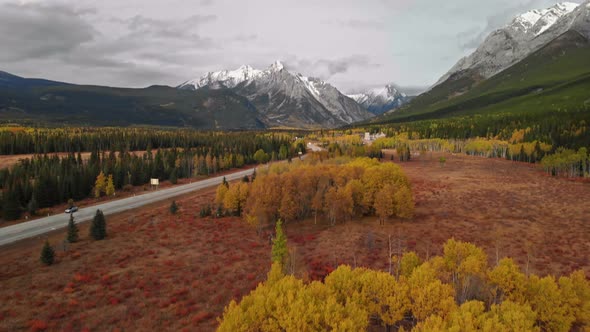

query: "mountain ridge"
(369, 29), (590, 125)
(347, 84), (411, 115)
(0, 71), (265, 129)
(434, 2), (581, 88)
(179, 61), (374, 128)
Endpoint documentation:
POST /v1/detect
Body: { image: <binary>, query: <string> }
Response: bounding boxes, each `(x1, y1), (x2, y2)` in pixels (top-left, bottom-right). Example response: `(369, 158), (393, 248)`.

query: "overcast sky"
(0, 0), (582, 93)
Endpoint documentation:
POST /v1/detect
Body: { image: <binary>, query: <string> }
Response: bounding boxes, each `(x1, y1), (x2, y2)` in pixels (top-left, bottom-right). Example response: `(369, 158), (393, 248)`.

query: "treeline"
(367, 107), (590, 151)
(215, 157), (415, 228)
(218, 239), (590, 331)
(0, 133), (299, 221)
(0, 127), (304, 155)
(541, 147), (589, 178)
(369, 135), (590, 178)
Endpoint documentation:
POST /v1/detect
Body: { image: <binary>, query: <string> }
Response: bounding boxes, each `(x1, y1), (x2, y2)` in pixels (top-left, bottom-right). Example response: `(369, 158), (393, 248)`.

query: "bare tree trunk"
(388, 234), (393, 275)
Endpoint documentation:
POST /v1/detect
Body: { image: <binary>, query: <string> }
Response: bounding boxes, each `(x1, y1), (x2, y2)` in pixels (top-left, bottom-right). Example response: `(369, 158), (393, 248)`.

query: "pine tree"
(170, 200), (178, 214)
(222, 176), (229, 188)
(105, 174), (115, 196)
(27, 195), (39, 216)
(2, 191), (21, 221)
(271, 219), (288, 266)
(90, 209), (107, 240)
(40, 241), (55, 266)
(66, 213), (79, 243)
(169, 168), (178, 184)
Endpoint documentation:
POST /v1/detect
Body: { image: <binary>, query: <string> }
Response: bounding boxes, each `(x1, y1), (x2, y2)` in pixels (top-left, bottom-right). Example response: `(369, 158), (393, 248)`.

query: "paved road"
(0, 168), (256, 247)
(307, 142), (325, 152)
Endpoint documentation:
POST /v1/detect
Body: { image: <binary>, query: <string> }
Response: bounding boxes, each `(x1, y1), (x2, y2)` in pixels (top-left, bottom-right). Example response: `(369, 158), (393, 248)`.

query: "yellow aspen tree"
(442, 239), (488, 302)
(311, 189), (324, 225)
(324, 187), (339, 225)
(408, 263), (456, 321)
(344, 179), (364, 216)
(487, 258), (527, 303)
(374, 184), (396, 225)
(215, 183), (228, 207)
(94, 171), (106, 198)
(394, 185), (415, 219)
(105, 174), (115, 196)
(279, 174), (300, 222)
(400, 251), (422, 279)
(558, 271), (590, 327)
(223, 182), (249, 216)
(527, 275), (574, 331)
(488, 300), (539, 332)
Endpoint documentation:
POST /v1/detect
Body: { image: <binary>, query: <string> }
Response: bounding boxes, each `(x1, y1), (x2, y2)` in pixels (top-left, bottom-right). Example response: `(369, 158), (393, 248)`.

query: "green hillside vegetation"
(377, 31), (590, 123)
(0, 83), (263, 129)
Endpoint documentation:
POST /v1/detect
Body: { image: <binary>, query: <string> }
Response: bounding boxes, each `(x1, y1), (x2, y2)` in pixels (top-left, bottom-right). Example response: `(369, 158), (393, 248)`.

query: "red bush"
(29, 319), (48, 332)
(73, 273), (92, 283)
(191, 312), (214, 325)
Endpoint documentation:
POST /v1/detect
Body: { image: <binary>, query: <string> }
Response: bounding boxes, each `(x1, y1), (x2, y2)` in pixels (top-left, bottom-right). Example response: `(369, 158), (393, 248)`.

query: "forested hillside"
(364, 31), (590, 152)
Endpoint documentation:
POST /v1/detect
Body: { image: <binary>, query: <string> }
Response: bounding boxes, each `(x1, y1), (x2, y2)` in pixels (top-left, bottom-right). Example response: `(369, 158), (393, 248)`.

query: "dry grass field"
(286, 151), (590, 280)
(0, 188), (270, 331)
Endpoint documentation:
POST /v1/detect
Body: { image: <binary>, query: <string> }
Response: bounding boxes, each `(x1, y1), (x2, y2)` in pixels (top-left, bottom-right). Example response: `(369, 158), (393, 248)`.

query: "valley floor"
(285, 151), (590, 280)
(0, 152), (588, 331)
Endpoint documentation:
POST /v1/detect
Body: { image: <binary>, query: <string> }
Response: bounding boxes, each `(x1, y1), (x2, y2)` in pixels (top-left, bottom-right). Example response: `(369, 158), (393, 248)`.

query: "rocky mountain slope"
(370, 29), (590, 125)
(434, 2), (581, 87)
(179, 61), (374, 128)
(347, 85), (411, 115)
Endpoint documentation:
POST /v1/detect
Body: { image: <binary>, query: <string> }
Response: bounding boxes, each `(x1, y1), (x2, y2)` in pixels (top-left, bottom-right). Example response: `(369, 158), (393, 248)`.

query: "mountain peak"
(512, 2), (579, 35)
(347, 84), (410, 115)
(177, 61), (373, 128)
(268, 60), (284, 72)
(433, 1), (581, 88)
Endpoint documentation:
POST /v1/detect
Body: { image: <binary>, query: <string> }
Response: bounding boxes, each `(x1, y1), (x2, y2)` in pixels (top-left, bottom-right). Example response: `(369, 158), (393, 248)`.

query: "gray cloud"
(126, 14), (217, 38)
(459, 0), (556, 50)
(288, 55), (380, 80)
(327, 19), (385, 30)
(231, 34), (258, 42)
(0, 0), (582, 90)
(0, 2), (96, 61)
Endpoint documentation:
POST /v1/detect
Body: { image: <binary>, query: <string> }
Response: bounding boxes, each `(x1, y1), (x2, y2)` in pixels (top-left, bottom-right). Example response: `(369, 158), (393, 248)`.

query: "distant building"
(363, 132), (386, 142)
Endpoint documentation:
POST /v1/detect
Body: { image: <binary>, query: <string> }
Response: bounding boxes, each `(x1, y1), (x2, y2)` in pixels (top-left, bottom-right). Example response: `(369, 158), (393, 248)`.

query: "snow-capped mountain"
(179, 61), (373, 128)
(434, 2), (581, 87)
(347, 85), (411, 115)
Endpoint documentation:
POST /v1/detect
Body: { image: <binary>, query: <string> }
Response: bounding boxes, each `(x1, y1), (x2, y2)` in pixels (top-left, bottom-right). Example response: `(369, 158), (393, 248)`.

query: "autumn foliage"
(218, 239), (590, 331)
(237, 157), (415, 228)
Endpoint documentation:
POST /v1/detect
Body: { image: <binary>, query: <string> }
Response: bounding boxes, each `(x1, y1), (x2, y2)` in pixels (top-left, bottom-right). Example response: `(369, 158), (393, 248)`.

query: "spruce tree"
(170, 200), (178, 214)
(27, 196), (39, 216)
(40, 241), (55, 266)
(2, 191), (21, 221)
(90, 209), (107, 240)
(67, 213), (79, 243)
(169, 168), (178, 184)
(222, 176), (229, 188)
(271, 219), (288, 266)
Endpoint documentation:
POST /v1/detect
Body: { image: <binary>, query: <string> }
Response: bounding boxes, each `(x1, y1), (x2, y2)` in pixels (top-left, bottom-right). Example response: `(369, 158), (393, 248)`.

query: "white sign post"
(150, 178), (159, 190)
